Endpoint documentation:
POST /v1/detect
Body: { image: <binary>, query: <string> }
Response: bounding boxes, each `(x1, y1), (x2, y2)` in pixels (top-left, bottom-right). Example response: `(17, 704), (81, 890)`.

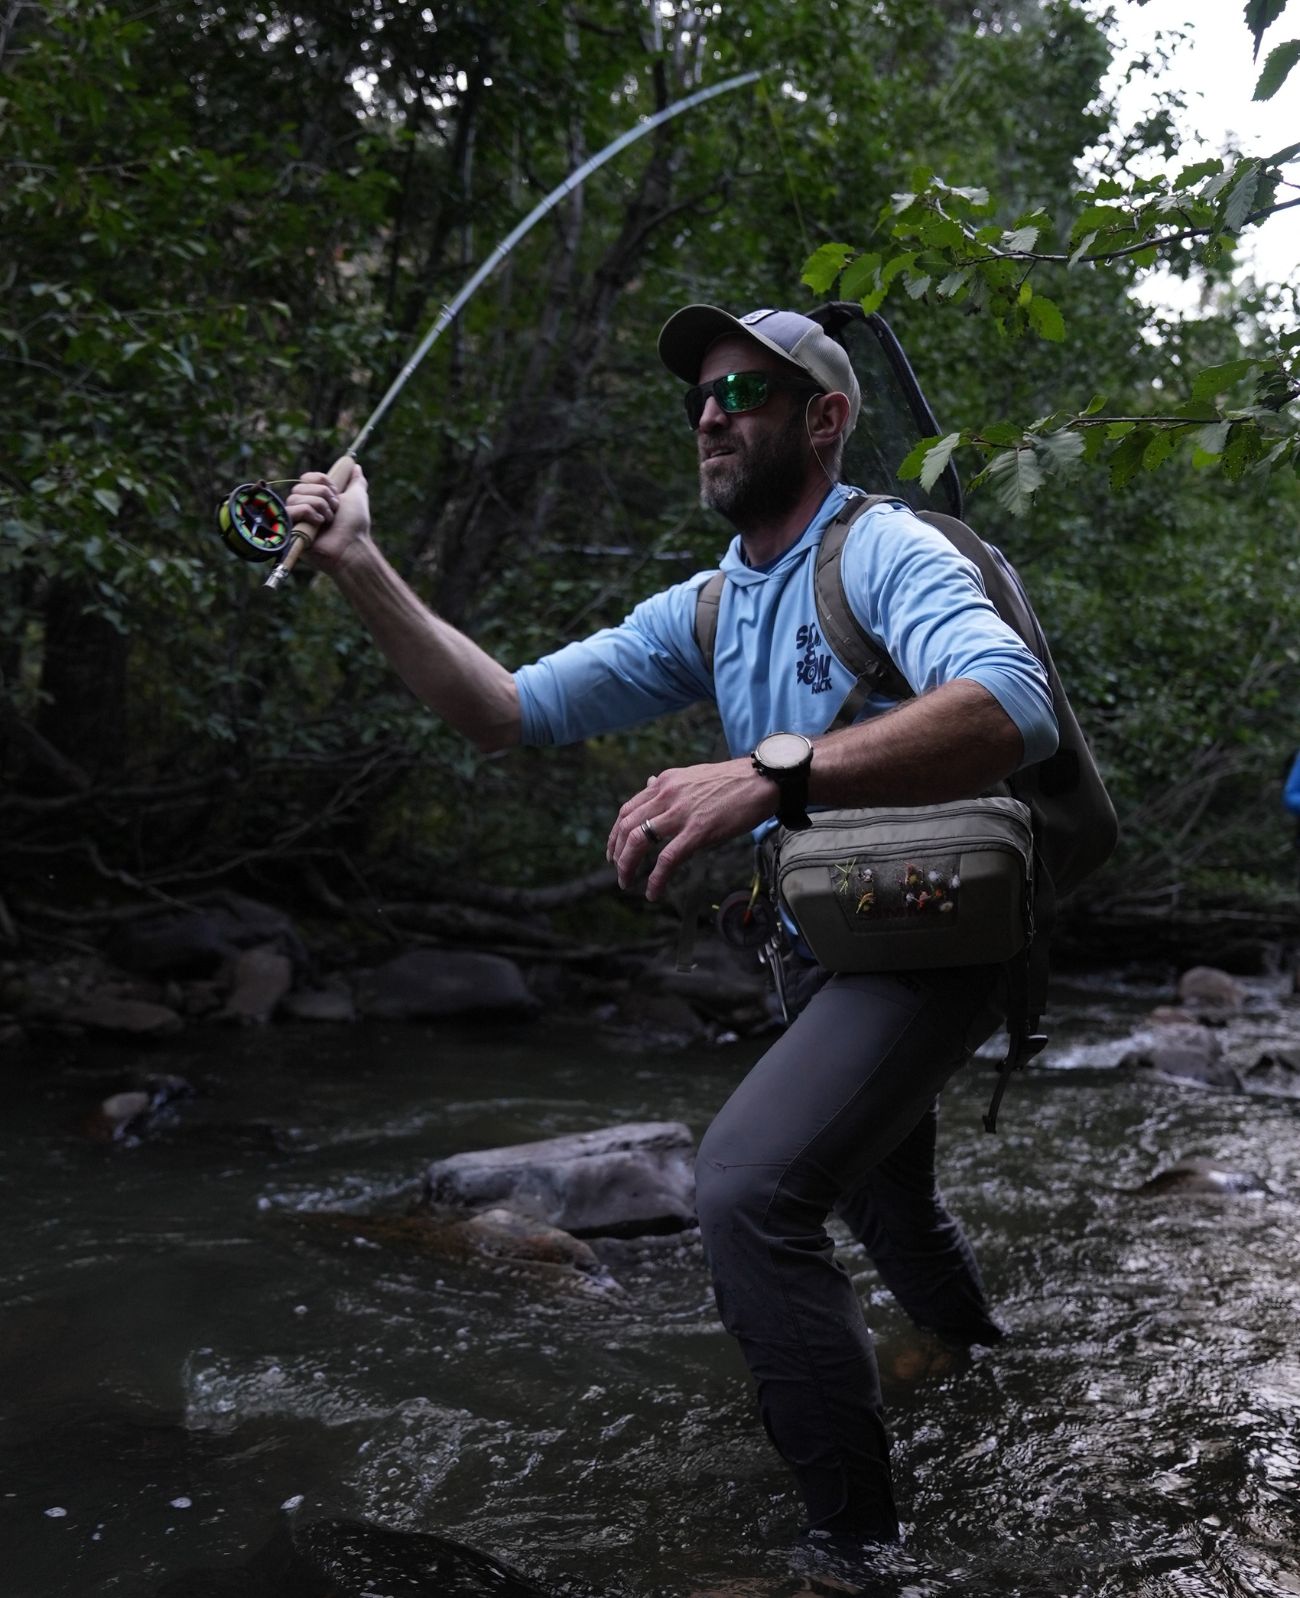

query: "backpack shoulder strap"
(817, 494), (911, 728)
(693, 571), (726, 672)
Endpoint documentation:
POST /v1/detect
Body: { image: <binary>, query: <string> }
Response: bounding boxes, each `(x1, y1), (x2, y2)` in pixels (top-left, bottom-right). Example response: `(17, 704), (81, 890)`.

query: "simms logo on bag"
(795, 621), (833, 695)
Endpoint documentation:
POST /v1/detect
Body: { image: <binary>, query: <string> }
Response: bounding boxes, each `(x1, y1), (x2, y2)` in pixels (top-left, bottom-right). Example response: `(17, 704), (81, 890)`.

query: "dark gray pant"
(694, 965), (1004, 1539)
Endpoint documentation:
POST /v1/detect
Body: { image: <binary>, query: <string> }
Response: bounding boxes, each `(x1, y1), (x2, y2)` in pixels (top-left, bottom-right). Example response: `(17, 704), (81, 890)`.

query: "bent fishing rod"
(217, 69), (763, 590)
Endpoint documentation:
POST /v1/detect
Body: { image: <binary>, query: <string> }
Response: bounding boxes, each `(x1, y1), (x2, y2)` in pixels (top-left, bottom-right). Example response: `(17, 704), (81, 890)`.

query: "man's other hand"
(607, 758), (778, 901)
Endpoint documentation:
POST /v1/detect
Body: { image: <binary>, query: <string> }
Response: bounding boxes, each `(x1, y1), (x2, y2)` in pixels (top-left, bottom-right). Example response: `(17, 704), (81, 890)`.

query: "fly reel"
(217, 481), (293, 564)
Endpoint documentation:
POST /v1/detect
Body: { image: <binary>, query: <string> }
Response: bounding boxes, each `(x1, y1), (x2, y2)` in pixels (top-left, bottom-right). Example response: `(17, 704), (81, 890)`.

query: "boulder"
(282, 979), (357, 1023)
(1177, 965), (1247, 1012)
(217, 943), (293, 1024)
(157, 1516), (558, 1598)
(1119, 1023), (1242, 1090)
(609, 987), (709, 1045)
(64, 989), (183, 1038)
(106, 892), (307, 981)
(106, 909), (231, 979)
(424, 1121), (696, 1237)
(356, 949), (538, 1022)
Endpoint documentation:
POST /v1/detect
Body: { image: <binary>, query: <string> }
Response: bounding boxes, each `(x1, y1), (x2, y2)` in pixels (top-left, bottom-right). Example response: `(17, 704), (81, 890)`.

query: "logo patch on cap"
(739, 309), (779, 325)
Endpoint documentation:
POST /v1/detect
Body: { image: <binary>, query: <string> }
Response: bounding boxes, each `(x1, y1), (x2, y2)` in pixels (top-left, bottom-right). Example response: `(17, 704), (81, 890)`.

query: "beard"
(698, 404), (809, 528)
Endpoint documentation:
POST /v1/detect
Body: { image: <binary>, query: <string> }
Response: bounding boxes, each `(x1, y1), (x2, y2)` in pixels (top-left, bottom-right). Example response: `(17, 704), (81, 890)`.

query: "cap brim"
(657, 304), (802, 383)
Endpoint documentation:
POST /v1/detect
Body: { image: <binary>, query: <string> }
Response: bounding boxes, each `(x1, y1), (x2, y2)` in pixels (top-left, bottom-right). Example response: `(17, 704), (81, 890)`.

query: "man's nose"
(697, 393), (729, 431)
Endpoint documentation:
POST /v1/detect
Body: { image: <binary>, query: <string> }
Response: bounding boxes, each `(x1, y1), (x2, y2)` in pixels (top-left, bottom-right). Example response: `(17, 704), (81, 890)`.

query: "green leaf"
(1037, 429), (1085, 473)
(1026, 295), (1065, 342)
(839, 252), (881, 301)
(1263, 140), (1300, 166)
(1220, 161), (1261, 234)
(937, 268), (972, 297)
(1246, 0), (1288, 55)
(982, 446), (1044, 517)
(1196, 421), (1231, 456)
(1003, 224), (1039, 253)
(918, 431), (963, 492)
(1254, 39), (1300, 100)
(801, 242), (854, 294)
(903, 274), (932, 299)
(1175, 157), (1224, 187)
(1190, 358), (1261, 404)
(92, 488), (122, 517)
(1082, 394), (1108, 416)
(1108, 428), (1152, 488)
(897, 434), (943, 482)
(1142, 430), (1176, 471)
(880, 252), (916, 287)
(1068, 231), (1097, 268)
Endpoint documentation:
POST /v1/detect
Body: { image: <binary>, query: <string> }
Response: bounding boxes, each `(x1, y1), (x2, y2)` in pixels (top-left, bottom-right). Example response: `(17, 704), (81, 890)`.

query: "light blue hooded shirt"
(514, 484), (1058, 766)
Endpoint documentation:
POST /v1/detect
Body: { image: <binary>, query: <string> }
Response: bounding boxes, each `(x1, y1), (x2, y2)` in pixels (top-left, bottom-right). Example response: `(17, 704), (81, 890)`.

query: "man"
(287, 304), (1058, 1548)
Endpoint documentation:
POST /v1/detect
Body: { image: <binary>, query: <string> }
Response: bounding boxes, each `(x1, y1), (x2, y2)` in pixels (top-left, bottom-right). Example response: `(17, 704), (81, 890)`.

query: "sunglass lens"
(684, 372), (772, 427)
(717, 372), (769, 413)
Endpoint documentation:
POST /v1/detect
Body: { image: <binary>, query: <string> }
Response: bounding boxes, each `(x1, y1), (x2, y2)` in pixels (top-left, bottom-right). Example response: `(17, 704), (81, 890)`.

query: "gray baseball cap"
(658, 304), (860, 435)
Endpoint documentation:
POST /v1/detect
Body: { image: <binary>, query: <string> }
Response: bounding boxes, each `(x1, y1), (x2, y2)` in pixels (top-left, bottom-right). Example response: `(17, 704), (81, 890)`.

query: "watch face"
(756, 732), (812, 771)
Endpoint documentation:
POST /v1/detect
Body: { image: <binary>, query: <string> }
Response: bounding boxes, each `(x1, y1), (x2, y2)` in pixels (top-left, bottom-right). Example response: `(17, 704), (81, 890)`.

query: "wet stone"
(63, 991), (184, 1038)
(356, 949), (539, 1022)
(1118, 1022), (1241, 1090)
(423, 1120), (697, 1237)
(1177, 965), (1247, 1012)
(157, 1515), (563, 1597)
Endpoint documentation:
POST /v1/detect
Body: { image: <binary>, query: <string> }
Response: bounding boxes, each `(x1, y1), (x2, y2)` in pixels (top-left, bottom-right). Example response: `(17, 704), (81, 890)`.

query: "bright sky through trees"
(1098, 0), (1299, 309)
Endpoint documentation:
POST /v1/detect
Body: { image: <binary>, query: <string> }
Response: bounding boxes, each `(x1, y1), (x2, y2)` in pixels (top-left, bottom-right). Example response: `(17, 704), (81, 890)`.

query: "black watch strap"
(752, 733), (813, 831)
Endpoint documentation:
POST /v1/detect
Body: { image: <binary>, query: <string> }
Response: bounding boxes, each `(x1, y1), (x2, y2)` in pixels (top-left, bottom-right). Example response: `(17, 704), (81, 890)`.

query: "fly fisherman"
(288, 305), (1058, 1552)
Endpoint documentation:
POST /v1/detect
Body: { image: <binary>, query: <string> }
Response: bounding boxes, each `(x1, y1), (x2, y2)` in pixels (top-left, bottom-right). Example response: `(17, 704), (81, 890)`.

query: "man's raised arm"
(287, 463), (521, 753)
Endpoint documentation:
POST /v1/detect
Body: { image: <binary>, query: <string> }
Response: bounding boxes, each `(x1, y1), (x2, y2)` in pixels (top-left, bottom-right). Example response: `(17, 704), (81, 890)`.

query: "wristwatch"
(752, 732), (814, 831)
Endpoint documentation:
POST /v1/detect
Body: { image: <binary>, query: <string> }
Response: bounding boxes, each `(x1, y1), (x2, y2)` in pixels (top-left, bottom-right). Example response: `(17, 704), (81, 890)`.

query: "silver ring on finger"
(641, 818), (661, 845)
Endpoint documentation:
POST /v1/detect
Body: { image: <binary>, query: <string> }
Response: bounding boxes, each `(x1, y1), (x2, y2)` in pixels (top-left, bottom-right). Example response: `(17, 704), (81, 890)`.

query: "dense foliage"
(1, 0), (1297, 949)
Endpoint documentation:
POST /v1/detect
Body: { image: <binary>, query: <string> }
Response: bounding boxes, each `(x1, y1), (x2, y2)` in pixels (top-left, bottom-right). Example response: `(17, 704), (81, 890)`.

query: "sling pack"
(695, 493), (1119, 1130)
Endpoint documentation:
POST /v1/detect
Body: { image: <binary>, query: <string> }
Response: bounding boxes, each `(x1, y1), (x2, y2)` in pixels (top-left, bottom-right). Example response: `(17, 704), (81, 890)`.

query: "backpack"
(694, 492), (1119, 1129)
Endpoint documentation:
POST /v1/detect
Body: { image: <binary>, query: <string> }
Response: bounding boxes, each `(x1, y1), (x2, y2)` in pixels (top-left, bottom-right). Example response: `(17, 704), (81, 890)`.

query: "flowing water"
(3, 972), (1300, 1598)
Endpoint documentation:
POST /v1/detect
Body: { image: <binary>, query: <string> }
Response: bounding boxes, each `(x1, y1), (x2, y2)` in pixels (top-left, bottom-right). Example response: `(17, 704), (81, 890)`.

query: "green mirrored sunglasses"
(683, 369), (822, 429)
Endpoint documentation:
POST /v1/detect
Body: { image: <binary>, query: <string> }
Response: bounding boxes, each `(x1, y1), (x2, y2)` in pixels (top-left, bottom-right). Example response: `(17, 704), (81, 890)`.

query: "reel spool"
(715, 888), (777, 950)
(218, 482), (292, 564)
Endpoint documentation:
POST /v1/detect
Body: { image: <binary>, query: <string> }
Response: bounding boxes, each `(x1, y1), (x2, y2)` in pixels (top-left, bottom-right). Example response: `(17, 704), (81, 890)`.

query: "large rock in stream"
(424, 1121), (696, 1237)
(157, 1515), (566, 1597)
(356, 949), (539, 1022)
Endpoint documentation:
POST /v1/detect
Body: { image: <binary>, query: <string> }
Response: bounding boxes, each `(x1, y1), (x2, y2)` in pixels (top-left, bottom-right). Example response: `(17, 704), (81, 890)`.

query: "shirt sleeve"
(513, 575), (716, 747)
(839, 503), (1059, 767)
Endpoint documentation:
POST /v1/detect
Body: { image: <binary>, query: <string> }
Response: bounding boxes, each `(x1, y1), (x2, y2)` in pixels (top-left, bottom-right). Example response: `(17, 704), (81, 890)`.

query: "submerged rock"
(157, 1514), (565, 1597)
(1128, 1157), (1268, 1198)
(295, 1205), (621, 1294)
(1118, 1023), (1242, 1090)
(423, 1121), (697, 1237)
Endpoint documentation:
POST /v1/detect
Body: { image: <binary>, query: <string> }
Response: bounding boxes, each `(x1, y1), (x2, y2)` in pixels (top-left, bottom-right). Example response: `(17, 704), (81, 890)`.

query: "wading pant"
(694, 965), (1004, 1540)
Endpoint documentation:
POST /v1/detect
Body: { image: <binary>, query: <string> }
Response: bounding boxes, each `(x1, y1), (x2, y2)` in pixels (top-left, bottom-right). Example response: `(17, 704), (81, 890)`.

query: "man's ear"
(808, 391), (851, 448)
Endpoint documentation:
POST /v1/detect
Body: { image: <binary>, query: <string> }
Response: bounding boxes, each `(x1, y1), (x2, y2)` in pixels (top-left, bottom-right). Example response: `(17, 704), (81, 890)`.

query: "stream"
(3, 970), (1299, 1597)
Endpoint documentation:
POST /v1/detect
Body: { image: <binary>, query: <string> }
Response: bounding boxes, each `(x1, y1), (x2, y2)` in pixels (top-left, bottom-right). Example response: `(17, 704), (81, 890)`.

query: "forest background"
(2, 0), (1298, 970)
